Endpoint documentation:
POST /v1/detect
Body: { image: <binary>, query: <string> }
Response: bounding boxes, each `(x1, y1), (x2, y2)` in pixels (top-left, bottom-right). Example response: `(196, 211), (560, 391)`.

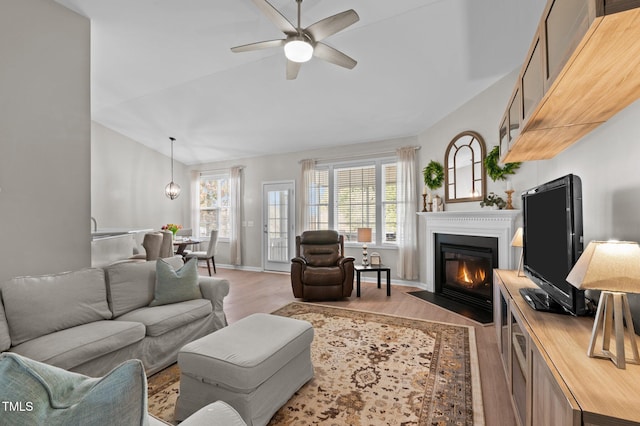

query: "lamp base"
(517, 251), (524, 277)
(362, 244), (369, 267)
(588, 291), (640, 369)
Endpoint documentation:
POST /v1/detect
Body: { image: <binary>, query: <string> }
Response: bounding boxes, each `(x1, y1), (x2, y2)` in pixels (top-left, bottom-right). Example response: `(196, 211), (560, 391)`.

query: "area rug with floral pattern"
(147, 302), (484, 425)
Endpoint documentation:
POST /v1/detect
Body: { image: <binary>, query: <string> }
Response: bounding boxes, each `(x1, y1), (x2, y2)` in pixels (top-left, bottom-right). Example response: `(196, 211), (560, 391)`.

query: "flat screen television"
(521, 174), (586, 315)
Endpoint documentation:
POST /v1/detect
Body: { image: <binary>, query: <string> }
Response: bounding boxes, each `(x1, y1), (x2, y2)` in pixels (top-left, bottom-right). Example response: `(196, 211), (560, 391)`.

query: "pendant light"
(165, 137), (181, 200)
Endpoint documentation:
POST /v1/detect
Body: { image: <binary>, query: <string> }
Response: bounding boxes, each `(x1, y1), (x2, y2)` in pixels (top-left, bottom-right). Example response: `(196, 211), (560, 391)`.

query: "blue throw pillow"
(0, 353), (147, 426)
(149, 258), (201, 307)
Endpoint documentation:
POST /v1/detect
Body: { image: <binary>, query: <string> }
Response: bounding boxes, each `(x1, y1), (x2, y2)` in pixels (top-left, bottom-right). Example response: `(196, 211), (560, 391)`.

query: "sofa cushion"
(303, 266), (343, 285)
(1, 268), (112, 346)
(116, 299), (212, 337)
(150, 258), (201, 307)
(10, 320), (145, 371)
(0, 295), (11, 351)
(0, 353), (147, 426)
(104, 256), (184, 317)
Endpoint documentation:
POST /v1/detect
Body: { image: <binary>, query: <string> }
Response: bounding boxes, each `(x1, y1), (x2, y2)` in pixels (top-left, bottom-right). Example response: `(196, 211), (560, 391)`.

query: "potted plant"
(480, 192), (506, 210)
(161, 223), (182, 238)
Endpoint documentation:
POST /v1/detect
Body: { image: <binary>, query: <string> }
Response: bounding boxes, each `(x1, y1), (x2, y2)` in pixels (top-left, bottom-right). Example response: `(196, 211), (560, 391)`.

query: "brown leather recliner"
(291, 230), (355, 300)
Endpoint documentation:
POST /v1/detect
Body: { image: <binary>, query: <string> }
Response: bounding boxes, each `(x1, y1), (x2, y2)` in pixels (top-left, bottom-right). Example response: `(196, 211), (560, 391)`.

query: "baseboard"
(212, 265), (428, 290)
(216, 264), (263, 273)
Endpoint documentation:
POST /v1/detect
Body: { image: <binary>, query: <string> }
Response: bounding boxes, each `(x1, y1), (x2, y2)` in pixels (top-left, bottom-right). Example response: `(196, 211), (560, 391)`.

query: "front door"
(262, 181), (295, 272)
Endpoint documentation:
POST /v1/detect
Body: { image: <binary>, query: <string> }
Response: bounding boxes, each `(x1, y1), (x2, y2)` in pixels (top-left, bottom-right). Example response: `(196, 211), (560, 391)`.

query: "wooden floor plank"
(204, 267), (516, 426)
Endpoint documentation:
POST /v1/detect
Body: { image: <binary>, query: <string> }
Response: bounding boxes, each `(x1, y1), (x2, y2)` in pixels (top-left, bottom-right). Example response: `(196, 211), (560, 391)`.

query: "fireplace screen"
(444, 252), (491, 300)
(434, 233), (498, 312)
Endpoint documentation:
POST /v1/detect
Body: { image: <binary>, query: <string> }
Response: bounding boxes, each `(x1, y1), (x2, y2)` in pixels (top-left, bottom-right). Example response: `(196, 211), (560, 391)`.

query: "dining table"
(173, 238), (202, 256)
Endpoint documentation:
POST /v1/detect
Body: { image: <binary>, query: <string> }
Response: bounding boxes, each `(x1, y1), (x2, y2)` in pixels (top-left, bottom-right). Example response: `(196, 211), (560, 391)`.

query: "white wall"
(191, 136), (419, 273)
(0, 0), (90, 283)
(417, 68), (536, 211)
(414, 68), (640, 283)
(91, 122), (191, 231)
(189, 65), (640, 284)
(90, 50), (640, 284)
(534, 98), (640, 244)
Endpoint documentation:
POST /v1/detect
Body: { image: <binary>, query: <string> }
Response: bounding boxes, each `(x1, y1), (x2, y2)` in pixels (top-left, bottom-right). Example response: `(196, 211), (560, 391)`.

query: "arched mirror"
(445, 131), (486, 203)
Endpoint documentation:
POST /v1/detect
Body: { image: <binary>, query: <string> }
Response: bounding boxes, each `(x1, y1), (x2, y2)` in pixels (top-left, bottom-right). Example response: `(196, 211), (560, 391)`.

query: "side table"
(354, 264), (391, 297)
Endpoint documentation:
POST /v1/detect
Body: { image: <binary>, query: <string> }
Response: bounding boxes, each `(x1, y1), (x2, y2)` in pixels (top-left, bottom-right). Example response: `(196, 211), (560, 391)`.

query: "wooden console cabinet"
(494, 270), (640, 426)
(499, 0), (640, 162)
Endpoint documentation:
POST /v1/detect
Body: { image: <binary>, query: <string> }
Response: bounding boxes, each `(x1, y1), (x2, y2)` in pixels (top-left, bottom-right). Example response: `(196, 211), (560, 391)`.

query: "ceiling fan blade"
(286, 60), (302, 80)
(313, 42), (357, 69)
(306, 9), (359, 42)
(251, 0), (296, 35)
(231, 39), (285, 53)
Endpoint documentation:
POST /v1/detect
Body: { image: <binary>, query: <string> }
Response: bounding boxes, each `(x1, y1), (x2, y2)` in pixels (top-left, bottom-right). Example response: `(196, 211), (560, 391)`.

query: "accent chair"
(291, 230), (355, 300)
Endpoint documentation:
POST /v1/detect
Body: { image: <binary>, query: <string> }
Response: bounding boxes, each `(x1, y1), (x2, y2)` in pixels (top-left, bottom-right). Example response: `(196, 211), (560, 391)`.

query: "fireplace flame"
(457, 261), (486, 287)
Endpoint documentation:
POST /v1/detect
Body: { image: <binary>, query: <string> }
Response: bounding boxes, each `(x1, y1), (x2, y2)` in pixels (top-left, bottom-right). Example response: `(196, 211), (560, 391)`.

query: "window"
(307, 159), (397, 245)
(198, 174), (230, 239)
(335, 165), (376, 242)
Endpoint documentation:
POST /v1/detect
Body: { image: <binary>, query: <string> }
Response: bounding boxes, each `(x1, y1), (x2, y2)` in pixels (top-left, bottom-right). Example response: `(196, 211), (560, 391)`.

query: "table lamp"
(511, 227), (524, 276)
(566, 240), (640, 369)
(357, 228), (372, 266)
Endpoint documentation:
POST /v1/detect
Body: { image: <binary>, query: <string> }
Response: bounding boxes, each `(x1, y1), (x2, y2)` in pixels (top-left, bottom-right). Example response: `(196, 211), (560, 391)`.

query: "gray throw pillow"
(149, 258), (201, 307)
(0, 352), (148, 426)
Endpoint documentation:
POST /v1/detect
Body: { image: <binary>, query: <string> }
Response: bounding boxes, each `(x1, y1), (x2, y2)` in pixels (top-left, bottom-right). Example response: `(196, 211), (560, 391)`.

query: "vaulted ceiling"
(55, 0), (545, 165)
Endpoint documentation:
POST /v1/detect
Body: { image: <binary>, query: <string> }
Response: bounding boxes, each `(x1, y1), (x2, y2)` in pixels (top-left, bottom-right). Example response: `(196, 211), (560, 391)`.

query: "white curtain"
(190, 171), (200, 237)
(396, 146), (419, 279)
(300, 159), (315, 233)
(229, 166), (242, 265)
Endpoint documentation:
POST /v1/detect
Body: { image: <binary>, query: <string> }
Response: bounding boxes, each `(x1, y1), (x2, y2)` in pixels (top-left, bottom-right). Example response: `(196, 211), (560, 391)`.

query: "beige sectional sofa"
(0, 256), (229, 377)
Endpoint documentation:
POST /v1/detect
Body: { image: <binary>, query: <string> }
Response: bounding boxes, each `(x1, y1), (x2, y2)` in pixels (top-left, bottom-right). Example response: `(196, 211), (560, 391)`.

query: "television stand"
(495, 270), (640, 425)
(519, 288), (570, 315)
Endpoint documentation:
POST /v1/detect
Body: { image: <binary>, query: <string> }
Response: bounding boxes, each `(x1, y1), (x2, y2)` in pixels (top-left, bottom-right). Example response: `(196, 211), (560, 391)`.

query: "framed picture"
(370, 252), (381, 266)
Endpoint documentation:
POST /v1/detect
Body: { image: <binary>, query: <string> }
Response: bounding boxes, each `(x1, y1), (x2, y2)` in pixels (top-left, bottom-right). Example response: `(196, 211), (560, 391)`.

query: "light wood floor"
(204, 267), (516, 426)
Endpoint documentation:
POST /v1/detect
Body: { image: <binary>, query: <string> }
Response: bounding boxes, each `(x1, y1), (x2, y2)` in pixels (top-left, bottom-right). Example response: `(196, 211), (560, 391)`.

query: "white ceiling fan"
(231, 0), (359, 80)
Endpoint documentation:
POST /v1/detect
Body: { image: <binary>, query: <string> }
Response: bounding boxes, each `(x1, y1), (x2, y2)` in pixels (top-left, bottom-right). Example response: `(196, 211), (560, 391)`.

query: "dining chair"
(176, 228), (192, 237)
(129, 232), (163, 261)
(175, 228), (193, 256)
(185, 230), (218, 275)
(159, 231), (174, 258)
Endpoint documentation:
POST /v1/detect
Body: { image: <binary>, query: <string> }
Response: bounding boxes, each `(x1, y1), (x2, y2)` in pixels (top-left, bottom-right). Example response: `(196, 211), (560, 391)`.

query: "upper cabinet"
(499, 0), (640, 162)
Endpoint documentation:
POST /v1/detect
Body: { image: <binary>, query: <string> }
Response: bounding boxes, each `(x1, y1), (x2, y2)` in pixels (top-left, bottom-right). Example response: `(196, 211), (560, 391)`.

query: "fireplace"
(435, 233), (498, 312)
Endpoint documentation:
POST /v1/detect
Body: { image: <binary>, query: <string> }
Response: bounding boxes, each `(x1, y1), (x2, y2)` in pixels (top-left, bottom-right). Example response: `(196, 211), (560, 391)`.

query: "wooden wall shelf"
(499, 0), (640, 163)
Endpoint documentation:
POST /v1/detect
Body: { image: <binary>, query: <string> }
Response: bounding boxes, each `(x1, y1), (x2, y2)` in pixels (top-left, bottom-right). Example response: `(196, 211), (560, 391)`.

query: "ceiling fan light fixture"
(284, 37), (313, 63)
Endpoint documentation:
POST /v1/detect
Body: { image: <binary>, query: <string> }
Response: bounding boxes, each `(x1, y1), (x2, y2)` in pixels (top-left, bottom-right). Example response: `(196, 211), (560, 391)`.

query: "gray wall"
(91, 122), (191, 231)
(0, 0), (90, 283)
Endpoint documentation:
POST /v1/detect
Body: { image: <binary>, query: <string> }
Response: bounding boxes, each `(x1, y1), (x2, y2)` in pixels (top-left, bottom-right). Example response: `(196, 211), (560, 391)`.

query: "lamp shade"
(357, 228), (372, 243)
(566, 240), (640, 293)
(511, 227), (523, 248)
(284, 37), (314, 63)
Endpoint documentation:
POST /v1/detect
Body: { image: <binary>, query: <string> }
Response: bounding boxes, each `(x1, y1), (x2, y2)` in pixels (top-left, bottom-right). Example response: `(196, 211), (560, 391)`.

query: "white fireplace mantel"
(417, 210), (521, 291)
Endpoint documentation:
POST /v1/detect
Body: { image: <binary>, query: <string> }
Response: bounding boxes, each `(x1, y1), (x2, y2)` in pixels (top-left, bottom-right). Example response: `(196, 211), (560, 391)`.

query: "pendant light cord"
(169, 137), (176, 182)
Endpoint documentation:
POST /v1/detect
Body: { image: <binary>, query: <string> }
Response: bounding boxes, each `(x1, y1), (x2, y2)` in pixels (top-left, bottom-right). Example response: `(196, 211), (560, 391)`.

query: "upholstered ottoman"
(175, 313), (314, 426)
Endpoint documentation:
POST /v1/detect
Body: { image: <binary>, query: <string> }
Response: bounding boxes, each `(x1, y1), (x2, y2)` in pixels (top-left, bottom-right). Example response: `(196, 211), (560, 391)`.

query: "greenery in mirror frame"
(485, 146), (521, 181)
(422, 160), (444, 190)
